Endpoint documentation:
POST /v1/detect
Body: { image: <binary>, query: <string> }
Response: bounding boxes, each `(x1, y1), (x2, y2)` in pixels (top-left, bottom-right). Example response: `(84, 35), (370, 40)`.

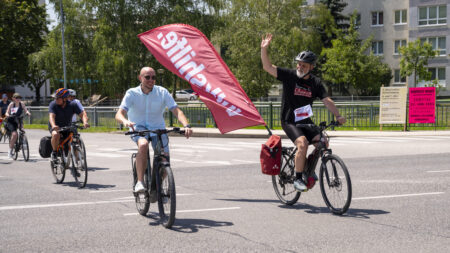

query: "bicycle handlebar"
(125, 127), (186, 136)
(295, 121), (340, 131)
(58, 122), (85, 132)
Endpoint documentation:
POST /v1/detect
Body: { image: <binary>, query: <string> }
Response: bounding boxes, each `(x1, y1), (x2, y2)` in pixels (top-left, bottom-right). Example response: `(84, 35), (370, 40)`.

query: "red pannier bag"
(260, 134), (282, 175)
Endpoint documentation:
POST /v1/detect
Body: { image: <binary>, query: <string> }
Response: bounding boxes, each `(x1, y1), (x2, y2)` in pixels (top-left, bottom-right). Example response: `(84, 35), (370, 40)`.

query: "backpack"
(39, 136), (52, 158)
(260, 134), (282, 175)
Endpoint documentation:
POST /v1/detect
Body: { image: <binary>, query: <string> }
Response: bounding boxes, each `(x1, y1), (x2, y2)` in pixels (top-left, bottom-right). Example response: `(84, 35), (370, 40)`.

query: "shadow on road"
(59, 181), (116, 190)
(279, 203), (389, 218)
(141, 212), (234, 233)
(88, 167), (110, 171)
(215, 198), (280, 204)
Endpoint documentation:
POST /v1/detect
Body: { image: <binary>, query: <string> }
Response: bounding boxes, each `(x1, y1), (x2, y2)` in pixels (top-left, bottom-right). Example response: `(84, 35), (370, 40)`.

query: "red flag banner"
(138, 24), (265, 134)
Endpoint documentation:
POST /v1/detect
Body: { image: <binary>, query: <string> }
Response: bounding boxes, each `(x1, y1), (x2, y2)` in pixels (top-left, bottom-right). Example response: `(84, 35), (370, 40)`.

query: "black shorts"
(48, 126), (70, 141)
(281, 120), (319, 143)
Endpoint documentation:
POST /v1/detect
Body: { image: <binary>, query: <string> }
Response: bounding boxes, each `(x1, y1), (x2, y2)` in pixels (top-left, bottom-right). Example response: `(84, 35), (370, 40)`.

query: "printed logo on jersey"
(294, 87), (312, 97)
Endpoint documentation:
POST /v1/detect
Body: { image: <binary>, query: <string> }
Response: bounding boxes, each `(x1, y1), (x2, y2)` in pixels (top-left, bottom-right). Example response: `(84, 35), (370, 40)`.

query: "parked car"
(175, 90), (198, 101)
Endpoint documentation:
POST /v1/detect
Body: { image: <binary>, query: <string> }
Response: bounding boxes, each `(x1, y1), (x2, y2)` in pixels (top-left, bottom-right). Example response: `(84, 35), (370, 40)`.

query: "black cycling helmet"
(295, 51), (317, 65)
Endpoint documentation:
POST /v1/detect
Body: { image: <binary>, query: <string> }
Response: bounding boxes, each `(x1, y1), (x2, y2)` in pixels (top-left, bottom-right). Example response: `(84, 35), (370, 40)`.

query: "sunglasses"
(143, 75), (156, 80)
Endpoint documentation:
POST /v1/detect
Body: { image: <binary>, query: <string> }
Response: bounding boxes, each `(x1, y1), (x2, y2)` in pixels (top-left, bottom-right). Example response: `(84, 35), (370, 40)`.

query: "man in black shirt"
(1, 94), (10, 117)
(48, 88), (89, 160)
(261, 33), (346, 191)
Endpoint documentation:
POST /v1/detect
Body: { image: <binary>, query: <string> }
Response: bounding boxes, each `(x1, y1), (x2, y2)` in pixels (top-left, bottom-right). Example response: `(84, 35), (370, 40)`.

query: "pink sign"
(409, 87), (436, 124)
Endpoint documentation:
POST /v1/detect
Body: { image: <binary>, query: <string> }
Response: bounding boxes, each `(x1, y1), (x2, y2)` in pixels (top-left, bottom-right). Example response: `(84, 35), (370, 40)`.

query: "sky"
(45, 0), (58, 30)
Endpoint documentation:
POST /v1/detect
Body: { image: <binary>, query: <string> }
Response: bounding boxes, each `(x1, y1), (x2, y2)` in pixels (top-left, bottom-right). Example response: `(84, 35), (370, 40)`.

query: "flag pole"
(265, 125), (272, 136)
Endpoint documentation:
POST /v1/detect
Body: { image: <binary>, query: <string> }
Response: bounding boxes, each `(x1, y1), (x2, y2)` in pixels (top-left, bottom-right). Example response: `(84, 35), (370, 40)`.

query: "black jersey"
(277, 67), (328, 123)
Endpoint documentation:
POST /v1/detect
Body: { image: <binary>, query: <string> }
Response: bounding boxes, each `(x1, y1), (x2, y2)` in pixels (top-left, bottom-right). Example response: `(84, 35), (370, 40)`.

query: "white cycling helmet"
(68, 89), (76, 96)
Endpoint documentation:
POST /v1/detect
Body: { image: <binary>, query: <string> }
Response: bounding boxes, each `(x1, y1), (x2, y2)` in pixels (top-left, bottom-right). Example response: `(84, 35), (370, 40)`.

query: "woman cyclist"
(5, 93), (31, 159)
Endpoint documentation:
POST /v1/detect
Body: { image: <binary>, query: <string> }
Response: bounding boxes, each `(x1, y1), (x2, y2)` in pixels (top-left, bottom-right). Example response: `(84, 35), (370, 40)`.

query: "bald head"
(140, 67), (154, 76)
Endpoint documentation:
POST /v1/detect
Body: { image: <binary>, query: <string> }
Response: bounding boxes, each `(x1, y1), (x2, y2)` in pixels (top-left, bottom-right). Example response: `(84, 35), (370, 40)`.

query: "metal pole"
(59, 0), (67, 89)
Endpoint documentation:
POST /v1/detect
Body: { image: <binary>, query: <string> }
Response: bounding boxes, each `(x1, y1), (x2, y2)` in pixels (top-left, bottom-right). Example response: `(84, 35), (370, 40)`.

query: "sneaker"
(293, 178), (308, 192)
(7, 151), (13, 159)
(312, 172), (318, 181)
(149, 190), (157, 203)
(134, 181), (146, 193)
(51, 151), (57, 161)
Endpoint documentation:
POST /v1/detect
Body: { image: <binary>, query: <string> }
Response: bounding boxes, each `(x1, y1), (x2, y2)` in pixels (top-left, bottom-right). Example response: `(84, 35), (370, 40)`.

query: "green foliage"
(213, 0), (335, 98)
(0, 0), (48, 88)
(320, 14), (392, 96)
(399, 39), (436, 87)
(40, 0), (225, 99)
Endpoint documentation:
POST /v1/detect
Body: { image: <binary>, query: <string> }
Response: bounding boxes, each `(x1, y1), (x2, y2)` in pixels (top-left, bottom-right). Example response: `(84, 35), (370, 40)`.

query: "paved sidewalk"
(189, 127), (450, 138)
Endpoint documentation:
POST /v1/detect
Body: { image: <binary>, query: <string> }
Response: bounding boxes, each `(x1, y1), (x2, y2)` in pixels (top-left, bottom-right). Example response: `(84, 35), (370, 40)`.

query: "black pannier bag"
(39, 136), (52, 158)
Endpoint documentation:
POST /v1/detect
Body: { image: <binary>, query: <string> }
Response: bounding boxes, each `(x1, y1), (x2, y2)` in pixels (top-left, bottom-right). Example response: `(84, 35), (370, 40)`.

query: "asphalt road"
(0, 129), (449, 252)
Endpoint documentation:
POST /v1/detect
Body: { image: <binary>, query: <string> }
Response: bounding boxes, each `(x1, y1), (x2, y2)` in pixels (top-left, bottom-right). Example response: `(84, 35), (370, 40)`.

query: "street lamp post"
(59, 0), (67, 89)
(157, 68), (164, 86)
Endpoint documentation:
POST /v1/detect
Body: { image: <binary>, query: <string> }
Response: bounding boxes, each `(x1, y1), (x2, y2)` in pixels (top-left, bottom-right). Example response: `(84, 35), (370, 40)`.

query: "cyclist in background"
(48, 88), (89, 161)
(67, 89), (88, 123)
(0, 94), (11, 138)
(4, 93), (31, 158)
(115, 66), (193, 194)
(1, 93), (10, 117)
(261, 33), (346, 192)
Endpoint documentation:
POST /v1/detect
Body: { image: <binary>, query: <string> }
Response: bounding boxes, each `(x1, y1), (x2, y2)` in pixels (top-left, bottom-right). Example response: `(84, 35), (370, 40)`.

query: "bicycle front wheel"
(71, 145), (88, 188)
(21, 135), (29, 161)
(158, 165), (176, 228)
(51, 149), (66, 183)
(272, 152), (301, 205)
(12, 140), (19, 160)
(319, 154), (352, 215)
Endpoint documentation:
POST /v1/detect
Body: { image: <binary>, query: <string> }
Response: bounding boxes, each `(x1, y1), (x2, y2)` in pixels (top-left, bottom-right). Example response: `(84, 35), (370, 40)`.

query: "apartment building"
(341, 0), (449, 95)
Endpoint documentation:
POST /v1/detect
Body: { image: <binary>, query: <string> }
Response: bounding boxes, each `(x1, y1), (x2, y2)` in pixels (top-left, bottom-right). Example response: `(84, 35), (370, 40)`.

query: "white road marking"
(353, 192), (444, 200)
(123, 206), (241, 216)
(427, 170), (450, 173)
(89, 152), (127, 158)
(0, 199), (134, 211)
(113, 193), (194, 200)
(90, 189), (130, 193)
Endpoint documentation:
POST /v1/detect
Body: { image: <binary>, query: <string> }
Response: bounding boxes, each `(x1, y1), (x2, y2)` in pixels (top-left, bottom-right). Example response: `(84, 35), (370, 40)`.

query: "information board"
(379, 87), (407, 124)
(409, 87), (436, 124)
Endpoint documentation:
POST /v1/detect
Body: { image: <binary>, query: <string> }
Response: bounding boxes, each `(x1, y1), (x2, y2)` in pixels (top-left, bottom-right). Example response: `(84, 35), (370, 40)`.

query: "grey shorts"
(131, 132), (170, 155)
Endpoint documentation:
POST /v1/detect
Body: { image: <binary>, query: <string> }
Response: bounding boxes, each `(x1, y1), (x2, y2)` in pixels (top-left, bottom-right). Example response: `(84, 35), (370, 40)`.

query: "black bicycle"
(6, 115), (29, 161)
(125, 127), (184, 228)
(51, 122), (88, 188)
(272, 121), (352, 215)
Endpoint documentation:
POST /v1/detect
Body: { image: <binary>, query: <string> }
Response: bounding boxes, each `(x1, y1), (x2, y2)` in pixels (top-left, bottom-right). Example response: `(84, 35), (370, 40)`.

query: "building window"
(395, 10), (407, 24)
(419, 5), (447, 26)
(372, 11), (383, 26)
(394, 69), (406, 83)
(394, 40), (407, 55)
(420, 37), (446, 56)
(372, 41), (383, 55)
(354, 13), (361, 28)
(428, 68), (446, 81)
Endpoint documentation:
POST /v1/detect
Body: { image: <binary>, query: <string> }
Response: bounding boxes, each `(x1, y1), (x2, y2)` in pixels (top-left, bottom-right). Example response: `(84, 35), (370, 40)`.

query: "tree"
(399, 39), (436, 87)
(318, 0), (349, 48)
(320, 15), (392, 96)
(213, 0), (335, 98)
(0, 0), (48, 89)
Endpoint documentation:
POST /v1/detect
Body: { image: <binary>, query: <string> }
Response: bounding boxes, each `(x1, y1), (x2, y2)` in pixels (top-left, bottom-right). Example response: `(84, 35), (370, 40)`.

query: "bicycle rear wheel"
(158, 165), (176, 228)
(319, 154), (352, 215)
(21, 134), (29, 161)
(272, 150), (301, 205)
(71, 144), (88, 188)
(132, 159), (150, 215)
(51, 149), (66, 183)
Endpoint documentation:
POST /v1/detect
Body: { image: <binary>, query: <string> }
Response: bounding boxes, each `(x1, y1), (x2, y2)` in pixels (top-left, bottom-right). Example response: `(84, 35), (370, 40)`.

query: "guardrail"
(26, 101), (450, 129)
